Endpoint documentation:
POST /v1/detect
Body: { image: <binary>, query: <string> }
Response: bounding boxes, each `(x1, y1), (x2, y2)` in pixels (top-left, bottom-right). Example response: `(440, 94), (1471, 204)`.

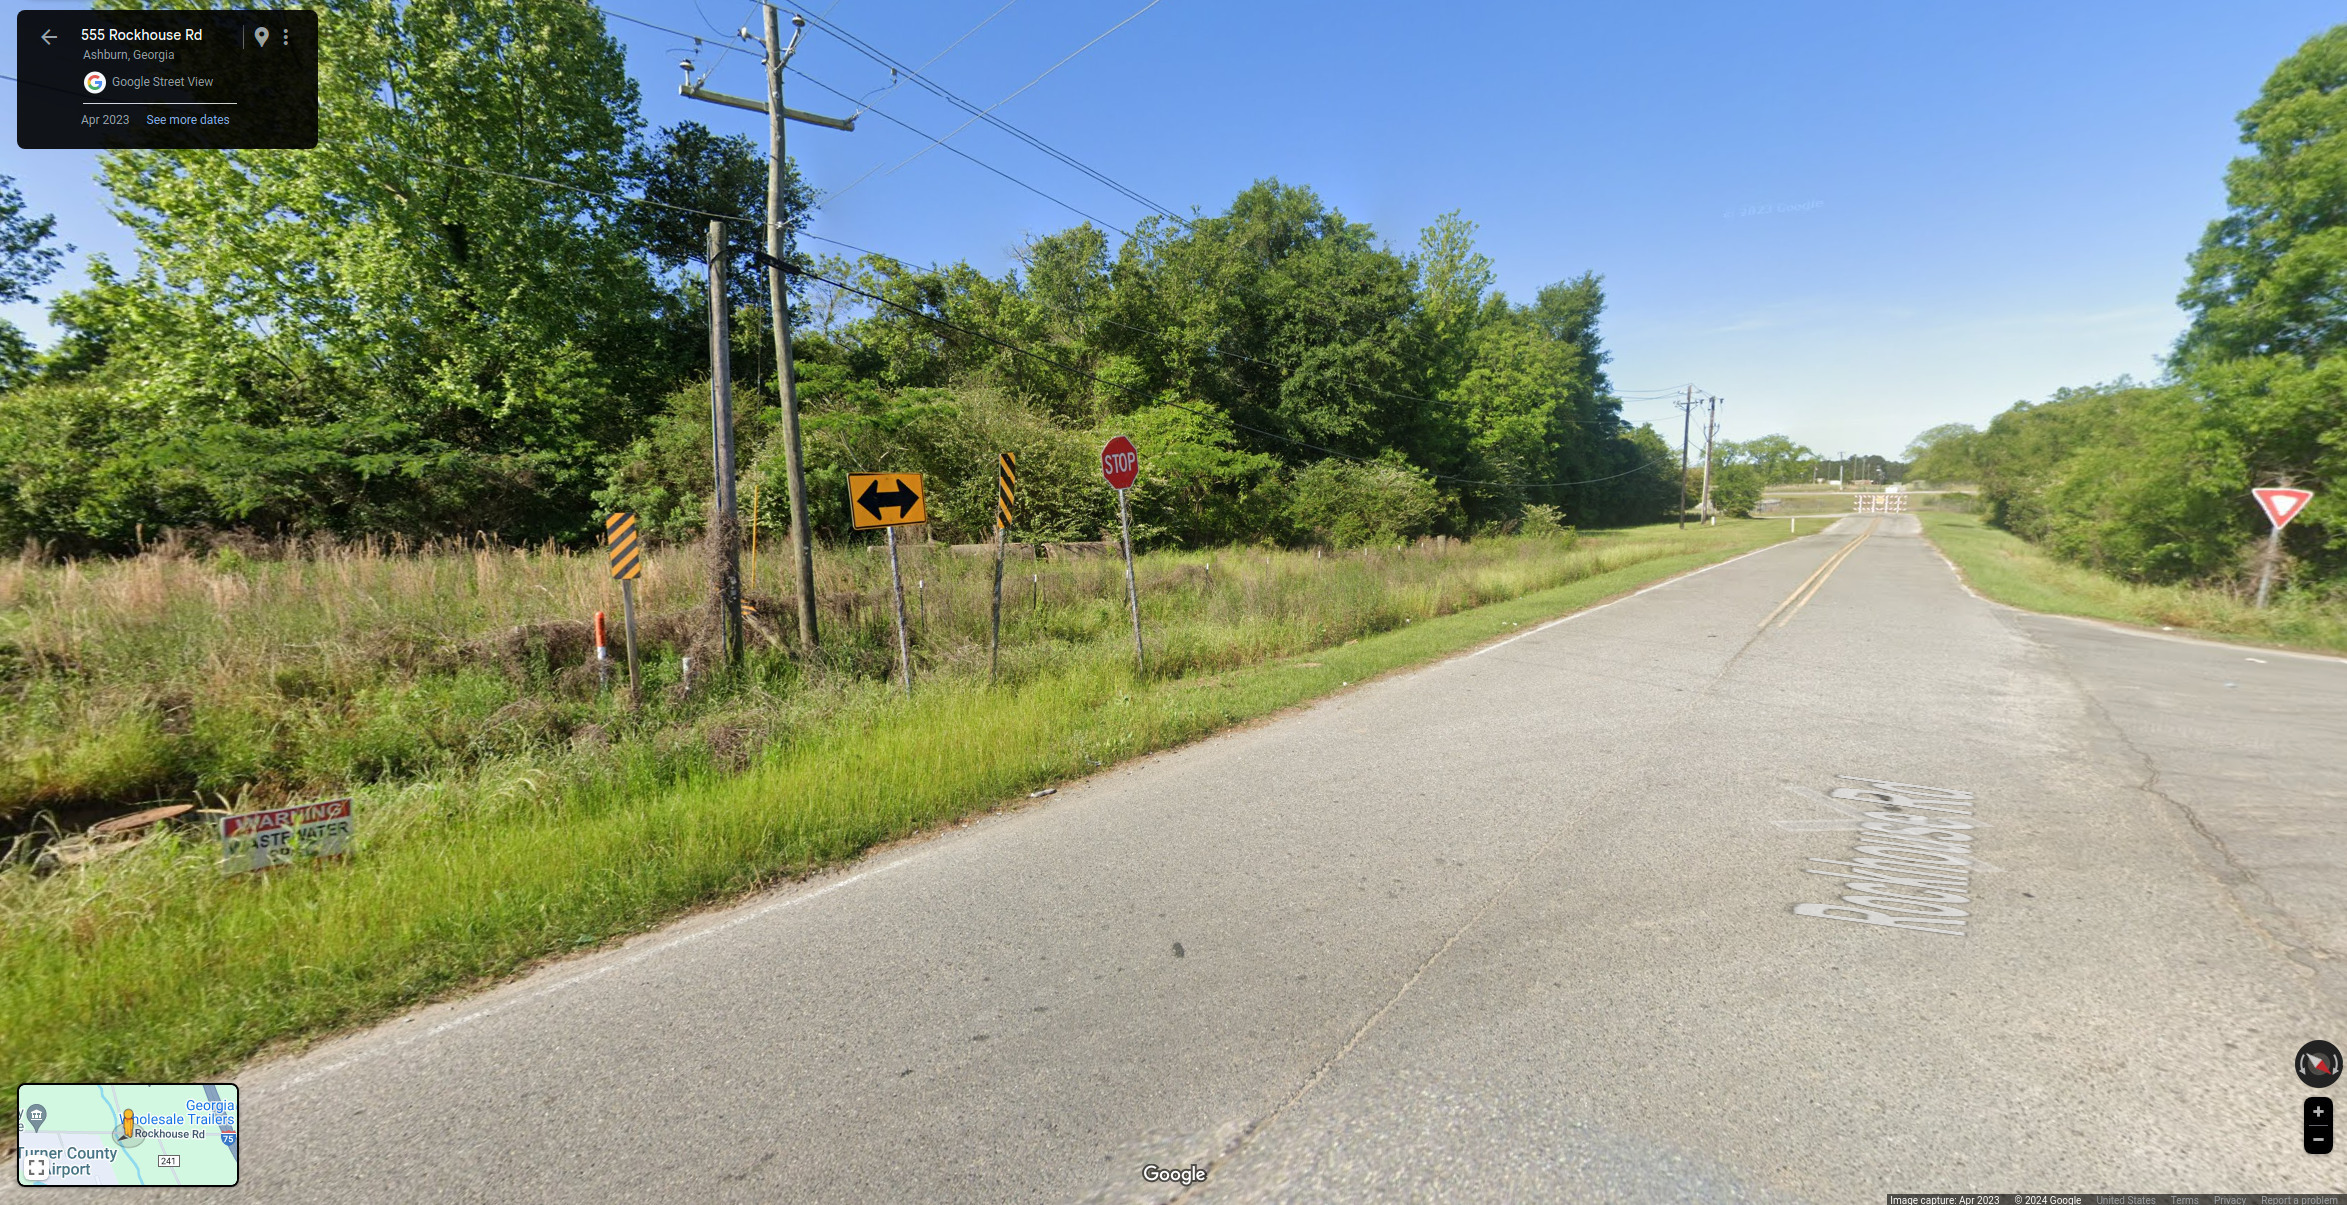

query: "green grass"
(0, 520), (1792, 1085)
(1919, 511), (2347, 655)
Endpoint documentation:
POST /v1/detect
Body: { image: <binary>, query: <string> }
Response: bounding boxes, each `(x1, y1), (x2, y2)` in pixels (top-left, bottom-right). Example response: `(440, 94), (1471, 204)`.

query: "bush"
(1710, 464), (1764, 518)
(1518, 503), (1570, 537)
(594, 379), (774, 544)
(1286, 458), (1444, 547)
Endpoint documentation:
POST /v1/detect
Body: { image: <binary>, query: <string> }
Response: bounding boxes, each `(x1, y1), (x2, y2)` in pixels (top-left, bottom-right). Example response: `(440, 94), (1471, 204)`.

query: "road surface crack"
(1167, 816), (1579, 1202)
(2015, 616), (2342, 1002)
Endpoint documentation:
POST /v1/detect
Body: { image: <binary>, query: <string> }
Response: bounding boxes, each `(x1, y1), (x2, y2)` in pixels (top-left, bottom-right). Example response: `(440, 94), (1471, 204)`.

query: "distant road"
(82, 514), (2345, 1202)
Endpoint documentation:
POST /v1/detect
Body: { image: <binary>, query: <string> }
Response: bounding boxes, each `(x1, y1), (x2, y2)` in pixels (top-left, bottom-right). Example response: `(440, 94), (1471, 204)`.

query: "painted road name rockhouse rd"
(1788, 776), (1989, 936)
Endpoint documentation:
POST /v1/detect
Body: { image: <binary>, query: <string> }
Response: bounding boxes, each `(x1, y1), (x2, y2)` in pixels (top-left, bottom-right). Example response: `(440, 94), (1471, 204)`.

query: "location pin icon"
(254, 25), (269, 46)
(26, 1103), (44, 1132)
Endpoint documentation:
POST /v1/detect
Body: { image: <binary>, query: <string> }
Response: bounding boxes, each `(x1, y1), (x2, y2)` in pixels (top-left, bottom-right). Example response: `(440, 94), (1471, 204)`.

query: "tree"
(1904, 422), (1982, 483)
(1719, 433), (1817, 483)
(2169, 24), (2347, 577)
(0, 172), (65, 392)
(0, 173), (62, 308)
(2178, 27), (2347, 363)
(1097, 181), (1422, 462)
(37, 0), (663, 544)
(630, 120), (812, 307)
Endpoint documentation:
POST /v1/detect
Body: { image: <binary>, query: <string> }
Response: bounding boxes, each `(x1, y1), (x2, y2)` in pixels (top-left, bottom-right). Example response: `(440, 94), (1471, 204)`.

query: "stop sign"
(1100, 435), (1139, 490)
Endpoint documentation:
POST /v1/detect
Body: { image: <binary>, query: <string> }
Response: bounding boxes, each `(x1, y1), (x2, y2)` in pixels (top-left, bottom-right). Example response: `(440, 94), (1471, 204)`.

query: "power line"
(846, 0), (1165, 194)
(594, 5), (722, 46)
(239, 147), (1677, 492)
(795, 9), (1184, 225)
(377, 148), (761, 227)
(592, 1), (1138, 236)
(608, 3), (1665, 416)
(786, 67), (1131, 236)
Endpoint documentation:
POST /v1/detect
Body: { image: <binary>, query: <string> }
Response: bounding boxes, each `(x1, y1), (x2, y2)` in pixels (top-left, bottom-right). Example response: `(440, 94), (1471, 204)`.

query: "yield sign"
(2253, 487), (2314, 531)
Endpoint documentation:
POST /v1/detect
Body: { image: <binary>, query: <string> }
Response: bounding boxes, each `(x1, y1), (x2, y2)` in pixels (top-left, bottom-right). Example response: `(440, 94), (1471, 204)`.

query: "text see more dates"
(15, 10), (317, 149)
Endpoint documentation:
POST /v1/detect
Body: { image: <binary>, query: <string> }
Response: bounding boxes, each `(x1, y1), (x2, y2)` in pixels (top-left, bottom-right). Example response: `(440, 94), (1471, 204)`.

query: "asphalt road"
(44, 515), (2347, 1202)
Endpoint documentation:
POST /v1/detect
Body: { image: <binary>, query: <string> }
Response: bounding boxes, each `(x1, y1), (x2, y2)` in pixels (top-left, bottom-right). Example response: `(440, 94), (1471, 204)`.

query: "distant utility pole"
(681, 10), (857, 655)
(1676, 386), (1695, 529)
(708, 221), (743, 666)
(1698, 395), (1720, 526)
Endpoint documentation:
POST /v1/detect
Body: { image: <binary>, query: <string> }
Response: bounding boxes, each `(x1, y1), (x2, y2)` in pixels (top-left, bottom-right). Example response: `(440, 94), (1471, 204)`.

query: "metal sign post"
(2252, 485), (2316, 609)
(848, 472), (927, 695)
(606, 512), (645, 708)
(1101, 436), (1144, 676)
(989, 452), (1017, 684)
(886, 527), (912, 695)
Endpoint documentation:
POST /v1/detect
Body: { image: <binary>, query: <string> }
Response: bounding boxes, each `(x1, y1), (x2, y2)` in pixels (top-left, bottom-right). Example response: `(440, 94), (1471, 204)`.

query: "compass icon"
(2300, 1039), (2343, 1089)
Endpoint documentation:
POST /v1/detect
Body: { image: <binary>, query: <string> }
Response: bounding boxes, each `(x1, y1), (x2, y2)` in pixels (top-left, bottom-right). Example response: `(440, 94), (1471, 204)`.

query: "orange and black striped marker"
(996, 451), (1018, 531)
(605, 512), (643, 580)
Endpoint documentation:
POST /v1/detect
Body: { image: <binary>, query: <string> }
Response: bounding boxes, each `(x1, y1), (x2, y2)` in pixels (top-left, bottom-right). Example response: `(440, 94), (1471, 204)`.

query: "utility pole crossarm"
(678, 83), (856, 131)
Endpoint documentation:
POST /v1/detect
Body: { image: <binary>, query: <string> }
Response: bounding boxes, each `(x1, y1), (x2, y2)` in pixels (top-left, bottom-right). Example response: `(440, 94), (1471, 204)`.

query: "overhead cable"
(312, 149), (1679, 492)
(852, 0), (1165, 190)
(794, 9), (1184, 224)
(787, 68), (1132, 236)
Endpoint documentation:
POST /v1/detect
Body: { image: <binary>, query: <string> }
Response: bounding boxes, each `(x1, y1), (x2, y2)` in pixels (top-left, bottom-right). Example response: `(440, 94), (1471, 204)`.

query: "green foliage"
(1709, 463), (1764, 518)
(0, 172), (62, 307)
(1943, 25), (2347, 590)
(8, 0), (692, 548)
(1286, 458), (1446, 547)
(2178, 26), (2347, 363)
(4, 21), (1669, 553)
(1905, 423), (1983, 483)
(1716, 434), (1818, 484)
(1923, 510), (2347, 652)
(1951, 382), (2252, 584)
(0, 521), (1791, 1085)
(594, 379), (774, 542)
(1517, 503), (1569, 537)
(1122, 404), (1283, 547)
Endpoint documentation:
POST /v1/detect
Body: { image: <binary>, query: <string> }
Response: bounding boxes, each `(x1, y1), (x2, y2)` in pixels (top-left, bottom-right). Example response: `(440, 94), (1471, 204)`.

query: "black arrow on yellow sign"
(849, 473), (926, 529)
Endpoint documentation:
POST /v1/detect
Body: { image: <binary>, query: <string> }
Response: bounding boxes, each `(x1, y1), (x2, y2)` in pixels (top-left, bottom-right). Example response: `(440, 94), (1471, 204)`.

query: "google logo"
(84, 72), (106, 94)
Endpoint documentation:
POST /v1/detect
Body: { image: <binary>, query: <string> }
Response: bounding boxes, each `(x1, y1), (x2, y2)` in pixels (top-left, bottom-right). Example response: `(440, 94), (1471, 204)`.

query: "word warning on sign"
(220, 798), (355, 875)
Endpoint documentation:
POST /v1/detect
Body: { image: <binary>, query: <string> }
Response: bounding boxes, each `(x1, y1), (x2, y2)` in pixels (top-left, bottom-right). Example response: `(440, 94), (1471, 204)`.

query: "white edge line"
(275, 851), (931, 1090)
(263, 529), (1826, 1088)
(1927, 543), (2347, 667)
(1463, 536), (1807, 659)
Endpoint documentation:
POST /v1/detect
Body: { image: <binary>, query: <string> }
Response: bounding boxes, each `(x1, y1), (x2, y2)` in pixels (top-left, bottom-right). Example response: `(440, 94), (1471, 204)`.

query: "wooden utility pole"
(1676, 386), (1694, 529)
(707, 220), (743, 666)
(1698, 395), (1720, 525)
(679, 13), (855, 655)
(763, 9), (818, 654)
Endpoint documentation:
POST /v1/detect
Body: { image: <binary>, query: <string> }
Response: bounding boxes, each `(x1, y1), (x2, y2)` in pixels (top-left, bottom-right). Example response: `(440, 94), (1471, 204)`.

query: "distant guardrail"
(1852, 493), (1909, 513)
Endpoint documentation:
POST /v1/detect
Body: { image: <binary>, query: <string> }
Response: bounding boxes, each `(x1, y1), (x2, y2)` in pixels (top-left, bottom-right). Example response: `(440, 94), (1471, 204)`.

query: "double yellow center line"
(1756, 518), (1878, 630)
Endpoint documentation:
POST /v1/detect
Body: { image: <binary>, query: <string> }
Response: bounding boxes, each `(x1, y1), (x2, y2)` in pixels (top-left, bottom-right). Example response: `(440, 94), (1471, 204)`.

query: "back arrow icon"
(42, 29), (56, 45)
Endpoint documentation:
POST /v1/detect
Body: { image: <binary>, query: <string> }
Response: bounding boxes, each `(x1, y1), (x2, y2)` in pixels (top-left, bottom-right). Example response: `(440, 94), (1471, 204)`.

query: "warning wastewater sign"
(219, 798), (354, 874)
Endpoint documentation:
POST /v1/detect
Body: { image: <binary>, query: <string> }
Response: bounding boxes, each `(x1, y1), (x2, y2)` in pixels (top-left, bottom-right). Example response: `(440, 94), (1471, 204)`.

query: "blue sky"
(5, 1), (2340, 455)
